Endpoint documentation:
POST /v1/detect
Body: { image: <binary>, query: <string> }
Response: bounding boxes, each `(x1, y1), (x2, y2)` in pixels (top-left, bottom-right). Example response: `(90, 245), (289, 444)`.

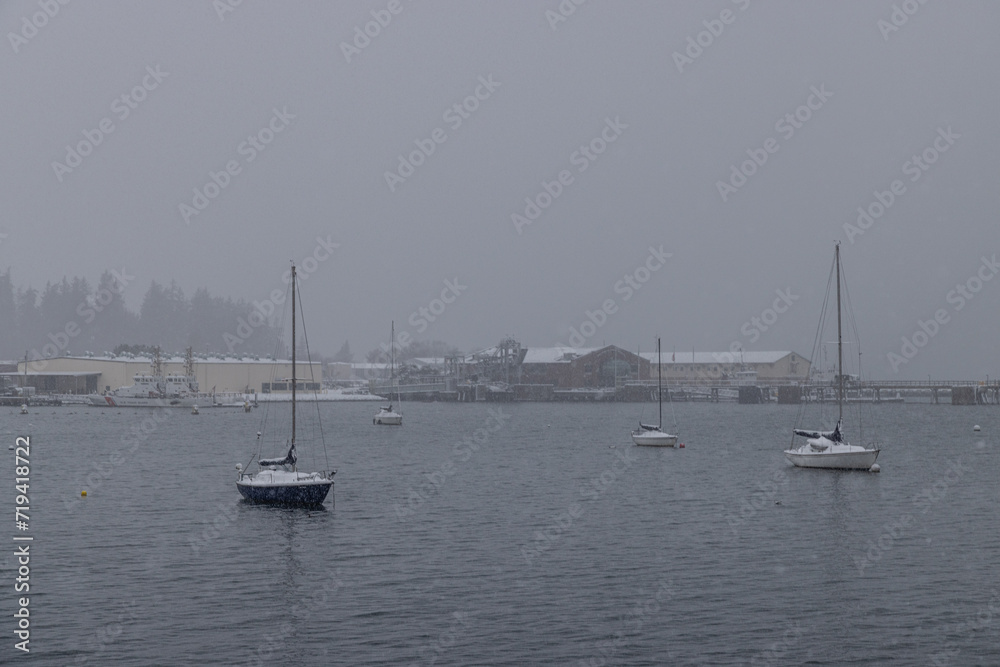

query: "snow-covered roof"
(38, 355), (315, 365)
(0, 371), (101, 376)
(409, 357), (446, 366)
(522, 347), (599, 364)
(640, 351), (803, 364)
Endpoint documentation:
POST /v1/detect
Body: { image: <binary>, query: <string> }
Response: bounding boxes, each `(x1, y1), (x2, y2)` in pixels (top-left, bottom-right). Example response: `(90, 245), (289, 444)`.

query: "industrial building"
(466, 343), (808, 388)
(517, 346), (649, 388)
(641, 350), (809, 384)
(11, 355), (321, 395)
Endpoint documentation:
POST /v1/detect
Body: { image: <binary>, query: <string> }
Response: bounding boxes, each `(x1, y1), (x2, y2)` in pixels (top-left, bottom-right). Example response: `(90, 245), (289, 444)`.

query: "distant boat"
(632, 337), (678, 447)
(236, 263), (334, 505)
(374, 321), (402, 426)
(88, 348), (207, 407)
(784, 243), (880, 470)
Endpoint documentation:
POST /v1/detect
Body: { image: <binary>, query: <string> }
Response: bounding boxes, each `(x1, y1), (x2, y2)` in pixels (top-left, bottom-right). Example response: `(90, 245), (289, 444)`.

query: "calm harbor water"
(1, 400), (997, 665)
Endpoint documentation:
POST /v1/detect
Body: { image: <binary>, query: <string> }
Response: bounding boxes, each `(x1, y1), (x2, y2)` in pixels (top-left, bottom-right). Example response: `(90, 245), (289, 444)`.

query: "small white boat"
(784, 421), (879, 470)
(632, 427), (678, 447)
(632, 337), (678, 447)
(374, 321), (403, 426)
(374, 404), (402, 425)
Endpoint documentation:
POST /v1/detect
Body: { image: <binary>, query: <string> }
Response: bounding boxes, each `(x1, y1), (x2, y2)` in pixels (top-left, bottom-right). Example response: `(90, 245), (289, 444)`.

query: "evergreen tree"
(332, 340), (353, 362)
(0, 270), (16, 358)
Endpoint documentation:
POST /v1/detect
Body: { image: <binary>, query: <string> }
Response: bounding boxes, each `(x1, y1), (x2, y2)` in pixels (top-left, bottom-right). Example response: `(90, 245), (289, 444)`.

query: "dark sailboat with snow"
(236, 263), (334, 505)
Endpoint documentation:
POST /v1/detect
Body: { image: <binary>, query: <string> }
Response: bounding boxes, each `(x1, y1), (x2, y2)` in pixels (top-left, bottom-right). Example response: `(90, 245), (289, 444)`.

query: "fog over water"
(2, 1), (998, 378)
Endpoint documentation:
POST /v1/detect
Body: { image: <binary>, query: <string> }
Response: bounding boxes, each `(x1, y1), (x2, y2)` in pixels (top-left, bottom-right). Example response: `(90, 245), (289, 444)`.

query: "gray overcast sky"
(2, 0), (998, 379)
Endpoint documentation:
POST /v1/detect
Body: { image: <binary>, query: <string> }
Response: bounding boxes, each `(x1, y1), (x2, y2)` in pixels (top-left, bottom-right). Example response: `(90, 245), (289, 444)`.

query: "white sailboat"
(784, 243), (880, 470)
(632, 337), (678, 447)
(373, 321), (402, 425)
(236, 263), (334, 505)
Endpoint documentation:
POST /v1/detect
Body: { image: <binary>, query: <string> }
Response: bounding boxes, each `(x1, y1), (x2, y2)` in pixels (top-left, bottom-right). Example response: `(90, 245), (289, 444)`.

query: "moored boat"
(632, 337), (678, 447)
(236, 263), (334, 506)
(784, 243), (881, 471)
(373, 321), (403, 426)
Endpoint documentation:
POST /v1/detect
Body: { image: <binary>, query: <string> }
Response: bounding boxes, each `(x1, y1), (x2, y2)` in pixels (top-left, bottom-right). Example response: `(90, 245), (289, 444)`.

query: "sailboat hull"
(236, 478), (332, 505)
(783, 446), (879, 470)
(374, 411), (402, 425)
(632, 430), (678, 447)
(236, 469), (333, 505)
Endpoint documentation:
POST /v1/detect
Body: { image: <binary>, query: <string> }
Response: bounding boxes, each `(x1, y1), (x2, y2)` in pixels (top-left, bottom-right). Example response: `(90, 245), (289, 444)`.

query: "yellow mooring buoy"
(81, 490), (87, 496)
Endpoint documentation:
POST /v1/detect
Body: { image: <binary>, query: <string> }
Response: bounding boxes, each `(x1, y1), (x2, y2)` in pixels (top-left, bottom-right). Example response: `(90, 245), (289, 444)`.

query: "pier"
(369, 379), (1000, 405)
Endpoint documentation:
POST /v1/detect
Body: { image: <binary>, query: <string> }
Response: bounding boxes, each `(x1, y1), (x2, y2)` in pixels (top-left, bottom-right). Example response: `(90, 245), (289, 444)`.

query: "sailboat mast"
(836, 243), (843, 423)
(657, 337), (662, 428)
(390, 320), (395, 401)
(291, 263), (296, 447)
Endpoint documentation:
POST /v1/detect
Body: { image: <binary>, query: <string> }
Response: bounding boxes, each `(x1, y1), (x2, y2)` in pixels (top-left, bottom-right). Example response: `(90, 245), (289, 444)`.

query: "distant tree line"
(0, 269), (287, 361)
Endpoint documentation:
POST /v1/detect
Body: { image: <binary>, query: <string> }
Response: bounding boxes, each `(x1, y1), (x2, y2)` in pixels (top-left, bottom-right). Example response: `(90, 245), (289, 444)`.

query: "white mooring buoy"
(869, 463), (881, 473)
(973, 425), (981, 432)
